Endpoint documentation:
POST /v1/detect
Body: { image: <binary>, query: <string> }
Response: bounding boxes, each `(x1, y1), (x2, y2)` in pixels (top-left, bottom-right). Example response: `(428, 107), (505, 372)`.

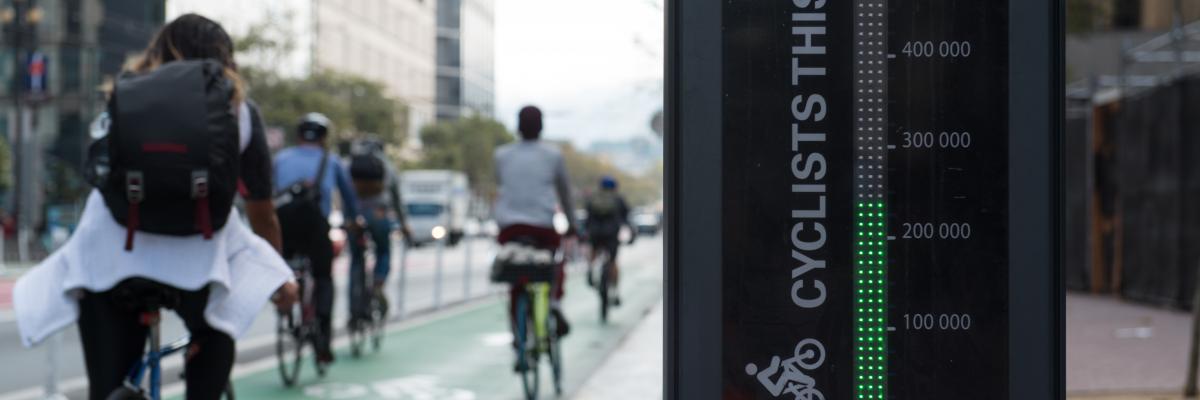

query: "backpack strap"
(191, 170), (213, 239)
(309, 150), (331, 202)
(124, 171), (145, 251)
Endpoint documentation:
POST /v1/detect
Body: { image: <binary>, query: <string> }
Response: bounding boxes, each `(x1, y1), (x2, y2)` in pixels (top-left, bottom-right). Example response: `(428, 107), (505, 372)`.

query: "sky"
(166, 0), (665, 149)
(493, 0), (664, 148)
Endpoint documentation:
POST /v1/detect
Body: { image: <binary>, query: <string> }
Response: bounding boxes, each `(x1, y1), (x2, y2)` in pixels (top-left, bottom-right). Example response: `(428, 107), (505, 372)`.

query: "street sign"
(666, 1), (1063, 399)
(25, 51), (47, 96)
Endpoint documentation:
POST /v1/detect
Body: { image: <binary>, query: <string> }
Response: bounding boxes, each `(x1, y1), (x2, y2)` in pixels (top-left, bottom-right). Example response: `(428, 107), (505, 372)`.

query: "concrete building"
(436, 0), (494, 121)
(313, 0), (437, 134)
(167, 0), (438, 137)
(1, 0), (165, 245)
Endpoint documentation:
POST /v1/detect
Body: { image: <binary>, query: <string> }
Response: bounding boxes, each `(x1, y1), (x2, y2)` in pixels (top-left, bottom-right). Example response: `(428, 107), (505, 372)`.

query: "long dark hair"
(126, 13), (243, 102)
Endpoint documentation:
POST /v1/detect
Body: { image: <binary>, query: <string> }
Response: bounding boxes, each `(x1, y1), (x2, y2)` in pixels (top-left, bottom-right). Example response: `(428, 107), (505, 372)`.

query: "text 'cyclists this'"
(719, 0), (1015, 399)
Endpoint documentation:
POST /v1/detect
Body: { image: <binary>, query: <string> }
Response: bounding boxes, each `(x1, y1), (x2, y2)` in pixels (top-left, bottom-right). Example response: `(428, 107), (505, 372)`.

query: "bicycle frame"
(123, 310), (191, 400)
(528, 283), (551, 350)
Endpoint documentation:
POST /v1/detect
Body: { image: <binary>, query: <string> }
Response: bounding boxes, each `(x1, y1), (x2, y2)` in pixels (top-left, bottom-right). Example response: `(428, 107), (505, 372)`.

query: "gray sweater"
(493, 140), (577, 231)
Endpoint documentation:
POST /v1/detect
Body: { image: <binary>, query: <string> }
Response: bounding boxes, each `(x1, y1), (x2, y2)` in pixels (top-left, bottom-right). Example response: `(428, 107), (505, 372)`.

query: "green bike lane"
(209, 237), (663, 400)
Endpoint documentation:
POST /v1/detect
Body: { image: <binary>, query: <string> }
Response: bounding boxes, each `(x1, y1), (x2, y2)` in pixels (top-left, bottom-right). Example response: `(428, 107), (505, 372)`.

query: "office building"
(436, 0), (494, 121)
(167, 0), (438, 137)
(1, 0), (165, 237)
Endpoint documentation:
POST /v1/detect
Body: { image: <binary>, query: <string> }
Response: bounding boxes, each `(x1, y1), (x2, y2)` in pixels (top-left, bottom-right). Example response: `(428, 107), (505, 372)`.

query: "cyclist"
(494, 105), (579, 340)
(13, 14), (297, 400)
(583, 176), (635, 306)
(347, 137), (413, 325)
(274, 113), (362, 365)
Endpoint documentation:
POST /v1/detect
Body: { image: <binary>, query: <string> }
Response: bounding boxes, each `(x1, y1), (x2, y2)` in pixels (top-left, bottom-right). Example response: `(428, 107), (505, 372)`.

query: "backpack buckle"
(126, 171), (144, 204)
(191, 170), (209, 199)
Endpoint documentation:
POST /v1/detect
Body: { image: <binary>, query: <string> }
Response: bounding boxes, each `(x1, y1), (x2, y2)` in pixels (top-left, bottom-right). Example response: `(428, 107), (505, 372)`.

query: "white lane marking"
(300, 376), (476, 400)
(481, 332), (513, 347)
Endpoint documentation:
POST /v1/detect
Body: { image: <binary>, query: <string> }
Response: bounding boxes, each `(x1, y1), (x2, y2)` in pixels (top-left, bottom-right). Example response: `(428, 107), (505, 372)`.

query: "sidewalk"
(1069, 394), (1183, 400)
(567, 293), (1198, 399)
(1068, 292), (1196, 397)
(573, 300), (663, 399)
(0, 264), (31, 315)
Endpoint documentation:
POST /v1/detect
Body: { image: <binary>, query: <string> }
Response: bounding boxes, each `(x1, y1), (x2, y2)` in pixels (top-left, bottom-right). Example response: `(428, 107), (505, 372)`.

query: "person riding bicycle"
(583, 176), (635, 306)
(13, 14), (297, 400)
(346, 136), (413, 326)
(494, 105), (579, 339)
(273, 113), (362, 365)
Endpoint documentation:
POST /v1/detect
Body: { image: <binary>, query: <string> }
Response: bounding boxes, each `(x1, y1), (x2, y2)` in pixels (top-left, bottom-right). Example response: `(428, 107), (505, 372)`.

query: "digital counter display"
(721, 1), (1010, 398)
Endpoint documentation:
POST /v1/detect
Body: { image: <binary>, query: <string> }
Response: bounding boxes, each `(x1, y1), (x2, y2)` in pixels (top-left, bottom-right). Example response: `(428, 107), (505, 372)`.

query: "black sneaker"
(553, 308), (571, 337)
(317, 347), (336, 364)
(612, 294), (622, 307)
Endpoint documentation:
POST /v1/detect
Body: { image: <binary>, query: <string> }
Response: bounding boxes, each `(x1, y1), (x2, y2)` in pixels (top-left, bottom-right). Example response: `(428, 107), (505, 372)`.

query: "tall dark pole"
(8, 0), (26, 239)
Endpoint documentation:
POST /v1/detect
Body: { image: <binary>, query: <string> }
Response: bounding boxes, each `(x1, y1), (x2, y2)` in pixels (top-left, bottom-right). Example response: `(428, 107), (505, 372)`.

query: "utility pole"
(2, 0), (37, 261)
(6, 1), (26, 247)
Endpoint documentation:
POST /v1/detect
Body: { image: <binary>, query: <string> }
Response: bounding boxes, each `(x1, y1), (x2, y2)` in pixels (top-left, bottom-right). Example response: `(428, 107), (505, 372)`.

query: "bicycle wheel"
(349, 317), (367, 358)
(312, 328), (329, 378)
(548, 311), (564, 396)
(276, 311), (303, 387)
(599, 257), (612, 324)
(515, 295), (539, 400)
(105, 386), (146, 400)
(371, 293), (388, 352)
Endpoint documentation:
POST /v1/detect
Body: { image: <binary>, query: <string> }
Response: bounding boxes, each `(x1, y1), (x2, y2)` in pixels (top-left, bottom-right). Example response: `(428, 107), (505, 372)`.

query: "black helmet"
(352, 134), (385, 155)
(297, 113), (331, 142)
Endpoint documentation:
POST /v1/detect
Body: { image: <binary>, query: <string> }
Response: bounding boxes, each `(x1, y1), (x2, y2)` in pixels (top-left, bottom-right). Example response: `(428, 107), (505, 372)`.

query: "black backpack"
(349, 153), (386, 182)
(98, 60), (240, 251)
(349, 153), (386, 197)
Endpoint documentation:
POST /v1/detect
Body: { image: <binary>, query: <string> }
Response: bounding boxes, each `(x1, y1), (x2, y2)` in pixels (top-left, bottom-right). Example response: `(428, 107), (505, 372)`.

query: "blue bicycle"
(105, 280), (235, 400)
(491, 237), (564, 400)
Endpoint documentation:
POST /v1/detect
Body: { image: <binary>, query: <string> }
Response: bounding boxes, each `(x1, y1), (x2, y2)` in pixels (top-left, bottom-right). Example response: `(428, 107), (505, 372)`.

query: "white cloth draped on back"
(13, 102), (291, 347)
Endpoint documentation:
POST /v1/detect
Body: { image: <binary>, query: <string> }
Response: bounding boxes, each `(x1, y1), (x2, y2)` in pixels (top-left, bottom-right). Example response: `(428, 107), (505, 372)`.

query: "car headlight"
(432, 226), (447, 240)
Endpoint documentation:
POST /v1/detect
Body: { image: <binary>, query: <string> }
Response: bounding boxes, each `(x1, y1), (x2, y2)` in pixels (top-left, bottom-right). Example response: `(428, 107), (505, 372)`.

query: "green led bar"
(853, 0), (888, 398)
(855, 202), (887, 400)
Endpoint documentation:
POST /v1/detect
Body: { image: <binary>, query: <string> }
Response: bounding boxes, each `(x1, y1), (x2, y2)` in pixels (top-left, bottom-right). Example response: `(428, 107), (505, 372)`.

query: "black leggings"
(278, 212), (335, 354)
(78, 284), (234, 400)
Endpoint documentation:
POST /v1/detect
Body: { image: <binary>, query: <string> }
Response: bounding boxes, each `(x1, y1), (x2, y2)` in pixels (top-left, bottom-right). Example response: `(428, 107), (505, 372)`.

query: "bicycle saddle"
(111, 278), (182, 313)
(508, 235), (552, 250)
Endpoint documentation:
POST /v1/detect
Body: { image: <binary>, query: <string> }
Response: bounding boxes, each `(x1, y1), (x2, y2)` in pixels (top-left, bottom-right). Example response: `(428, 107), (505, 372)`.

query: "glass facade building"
(436, 0), (494, 121)
(1, 0), (165, 233)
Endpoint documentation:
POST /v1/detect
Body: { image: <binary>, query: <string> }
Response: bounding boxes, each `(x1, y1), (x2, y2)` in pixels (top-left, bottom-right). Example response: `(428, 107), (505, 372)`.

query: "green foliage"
(418, 116), (514, 197)
(0, 136), (11, 192)
(417, 117), (663, 210)
(558, 143), (661, 208)
(234, 18), (407, 147)
(241, 67), (408, 147)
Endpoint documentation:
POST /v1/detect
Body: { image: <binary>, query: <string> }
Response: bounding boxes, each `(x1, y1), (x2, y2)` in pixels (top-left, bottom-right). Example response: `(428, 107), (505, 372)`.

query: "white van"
(400, 170), (470, 246)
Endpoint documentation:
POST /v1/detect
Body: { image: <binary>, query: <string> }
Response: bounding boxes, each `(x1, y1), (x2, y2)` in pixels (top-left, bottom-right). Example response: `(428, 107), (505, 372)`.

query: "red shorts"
(499, 224), (565, 318)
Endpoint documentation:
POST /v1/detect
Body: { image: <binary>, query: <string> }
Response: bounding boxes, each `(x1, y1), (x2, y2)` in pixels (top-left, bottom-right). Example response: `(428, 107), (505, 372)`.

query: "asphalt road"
(0, 236), (506, 400)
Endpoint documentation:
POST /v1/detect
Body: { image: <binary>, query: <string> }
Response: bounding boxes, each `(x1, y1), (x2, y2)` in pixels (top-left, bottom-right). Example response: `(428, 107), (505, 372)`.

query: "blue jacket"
(273, 144), (360, 220)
